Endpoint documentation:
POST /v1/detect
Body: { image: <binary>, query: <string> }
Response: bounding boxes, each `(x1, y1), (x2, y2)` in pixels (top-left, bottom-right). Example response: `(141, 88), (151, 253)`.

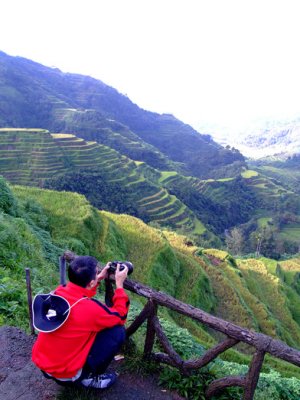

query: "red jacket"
(32, 282), (129, 379)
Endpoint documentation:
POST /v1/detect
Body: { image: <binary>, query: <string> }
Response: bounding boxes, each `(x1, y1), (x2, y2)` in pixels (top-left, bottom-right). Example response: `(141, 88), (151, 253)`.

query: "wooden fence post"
(59, 255), (67, 286)
(243, 350), (266, 400)
(143, 300), (157, 358)
(25, 268), (35, 335)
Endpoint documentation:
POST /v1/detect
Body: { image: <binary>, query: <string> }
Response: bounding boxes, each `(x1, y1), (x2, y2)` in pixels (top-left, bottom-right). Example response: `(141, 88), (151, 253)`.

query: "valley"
(1, 50), (300, 399)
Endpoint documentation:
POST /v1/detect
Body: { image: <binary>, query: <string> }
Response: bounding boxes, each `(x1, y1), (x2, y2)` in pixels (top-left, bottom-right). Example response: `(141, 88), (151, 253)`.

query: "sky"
(1, 0), (300, 138)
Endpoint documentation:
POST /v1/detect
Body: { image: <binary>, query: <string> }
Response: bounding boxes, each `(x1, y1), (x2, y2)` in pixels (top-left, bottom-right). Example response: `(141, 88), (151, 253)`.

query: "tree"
(225, 227), (244, 255)
(0, 176), (17, 215)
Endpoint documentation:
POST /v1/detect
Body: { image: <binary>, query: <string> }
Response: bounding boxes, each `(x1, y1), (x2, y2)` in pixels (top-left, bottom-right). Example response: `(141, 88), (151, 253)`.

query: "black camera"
(108, 261), (134, 275)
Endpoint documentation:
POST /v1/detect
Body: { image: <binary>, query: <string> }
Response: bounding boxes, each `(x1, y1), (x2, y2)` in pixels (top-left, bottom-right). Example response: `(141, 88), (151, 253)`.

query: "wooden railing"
(116, 278), (300, 400)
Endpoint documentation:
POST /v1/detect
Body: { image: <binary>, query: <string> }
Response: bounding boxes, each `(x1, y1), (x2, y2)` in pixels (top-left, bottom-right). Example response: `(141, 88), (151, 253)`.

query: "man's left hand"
(96, 263), (111, 281)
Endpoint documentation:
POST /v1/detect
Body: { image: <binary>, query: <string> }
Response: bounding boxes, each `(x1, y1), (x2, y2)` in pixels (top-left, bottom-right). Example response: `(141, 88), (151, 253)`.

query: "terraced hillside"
(249, 155), (300, 195)
(241, 169), (293, 203)
(0, 128), (65, 185)
(153, 170), (257, 236)
(137, 188), (205, 235)
(0, 128), (211, 241)
(246, 160), (300, 249)
(153, 166), (300, 254)
(53, 108), (181, 172)
(195, 248), (300, 349)
(240, 170), (300, 236)
(6, 180), (300, 352)
(1, 127), (299, 254)
(126, 162), (300, 253)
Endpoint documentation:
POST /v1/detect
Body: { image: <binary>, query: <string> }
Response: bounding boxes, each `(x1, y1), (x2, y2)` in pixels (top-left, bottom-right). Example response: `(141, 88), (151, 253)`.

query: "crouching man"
(32, 253), (130, 390)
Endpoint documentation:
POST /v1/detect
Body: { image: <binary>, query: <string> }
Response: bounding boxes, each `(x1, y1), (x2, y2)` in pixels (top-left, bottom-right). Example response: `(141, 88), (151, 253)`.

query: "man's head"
(68, 255), (99, 288)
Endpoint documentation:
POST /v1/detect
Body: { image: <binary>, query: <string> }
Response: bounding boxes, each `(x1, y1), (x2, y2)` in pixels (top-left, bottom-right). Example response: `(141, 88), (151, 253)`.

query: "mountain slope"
(3, 179), (300, 358)
(1, 51), (300, 257)
(249, 155), (300, 194)
(0, 50), (245, 178)
(2, 127), (300, 254)
(0, 128), (218, 244)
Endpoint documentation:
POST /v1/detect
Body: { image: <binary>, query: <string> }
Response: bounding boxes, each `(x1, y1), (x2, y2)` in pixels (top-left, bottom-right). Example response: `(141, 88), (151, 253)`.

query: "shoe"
(80, 372), (117, 389)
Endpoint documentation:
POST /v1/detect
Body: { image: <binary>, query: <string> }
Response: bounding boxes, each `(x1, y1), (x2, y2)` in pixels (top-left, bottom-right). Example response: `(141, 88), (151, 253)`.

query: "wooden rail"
(111, 278), (300, 400)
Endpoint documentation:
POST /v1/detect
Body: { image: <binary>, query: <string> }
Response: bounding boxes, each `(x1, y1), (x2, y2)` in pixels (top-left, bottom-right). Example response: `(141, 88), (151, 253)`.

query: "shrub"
(159, 366), (241, 399)
(0, 176), (17, 215)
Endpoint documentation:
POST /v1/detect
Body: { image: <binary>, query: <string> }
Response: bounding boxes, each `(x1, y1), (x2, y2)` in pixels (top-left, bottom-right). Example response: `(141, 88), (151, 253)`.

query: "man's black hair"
(68, 256), (98, 288)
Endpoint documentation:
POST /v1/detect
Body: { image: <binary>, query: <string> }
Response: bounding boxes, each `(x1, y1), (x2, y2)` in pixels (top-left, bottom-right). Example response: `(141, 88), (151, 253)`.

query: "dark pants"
(42, 325), (126, 385)
(81, 325), (126, 377)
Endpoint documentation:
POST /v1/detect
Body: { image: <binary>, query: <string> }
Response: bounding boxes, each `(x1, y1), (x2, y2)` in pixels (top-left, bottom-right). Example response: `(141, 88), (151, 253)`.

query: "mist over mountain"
(200, 116), (300, 160)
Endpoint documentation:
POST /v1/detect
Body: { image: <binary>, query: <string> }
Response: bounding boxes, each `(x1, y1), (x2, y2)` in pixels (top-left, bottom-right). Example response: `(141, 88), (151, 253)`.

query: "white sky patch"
(1, 0), (300, 136)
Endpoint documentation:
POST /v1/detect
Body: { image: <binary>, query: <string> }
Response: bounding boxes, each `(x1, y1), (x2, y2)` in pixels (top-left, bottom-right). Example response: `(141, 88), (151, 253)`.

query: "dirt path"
(60, 369), (183, 400)
(0, 326), (183, 400)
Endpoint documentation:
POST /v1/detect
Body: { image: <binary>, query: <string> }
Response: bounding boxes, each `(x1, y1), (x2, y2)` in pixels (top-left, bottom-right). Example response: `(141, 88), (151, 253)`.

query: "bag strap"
(62, 297), (87, 315)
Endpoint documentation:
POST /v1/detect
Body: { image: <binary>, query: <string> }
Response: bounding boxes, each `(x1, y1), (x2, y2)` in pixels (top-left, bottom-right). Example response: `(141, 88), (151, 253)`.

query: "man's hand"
(96, 263), (111, 282)
(115, 263), (128, 289)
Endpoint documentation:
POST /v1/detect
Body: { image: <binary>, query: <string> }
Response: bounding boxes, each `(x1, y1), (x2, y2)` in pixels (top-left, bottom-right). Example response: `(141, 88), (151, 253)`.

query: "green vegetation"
(0, 126), (299, 257)
(1, 50), (300, 259)
(0, 50), (245, 179)
(241, 169), (259, 178)
(1, 178), (300, 399)
(1, 50), (300, 398)
(0, 128), (214, 243)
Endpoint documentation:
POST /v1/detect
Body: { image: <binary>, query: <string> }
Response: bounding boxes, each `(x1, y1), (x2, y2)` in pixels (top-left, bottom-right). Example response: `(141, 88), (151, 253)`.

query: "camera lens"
(109, 261), (134, 275)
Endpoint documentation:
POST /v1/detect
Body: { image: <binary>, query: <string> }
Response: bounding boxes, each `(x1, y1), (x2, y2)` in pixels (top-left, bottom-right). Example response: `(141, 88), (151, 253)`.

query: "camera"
(108, 261), (134, 275)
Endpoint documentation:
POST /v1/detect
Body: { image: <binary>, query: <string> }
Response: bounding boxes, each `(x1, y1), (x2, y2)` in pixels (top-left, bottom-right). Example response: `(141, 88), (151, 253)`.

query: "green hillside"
(240, 168), (300, 256)
(2, 50), (300, 399)
(1, 127), (300, 256)
(2, 179), (300, 350)
(0, 128), (216, 245)
(1, 51), (300, 259)
(154, 165), (300, 256)
(1, 179), (300, 399)
(0, 50), (245, 179)
(249, 155), (300, 194)
(158, 171), (257, 235)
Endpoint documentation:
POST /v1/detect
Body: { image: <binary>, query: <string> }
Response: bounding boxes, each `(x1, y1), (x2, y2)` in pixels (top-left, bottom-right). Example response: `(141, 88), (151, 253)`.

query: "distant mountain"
(239, 124), (300, 159)
(0, 50), (245, 178)
(206, 117), (300, 160)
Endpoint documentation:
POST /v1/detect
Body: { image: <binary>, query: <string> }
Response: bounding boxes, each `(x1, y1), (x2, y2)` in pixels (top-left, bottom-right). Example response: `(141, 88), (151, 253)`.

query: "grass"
(51, 133), (77, 139)
(241, 169), (259, 178)
(158, 170), (178, 183)
(216, 177), (234, 182)
(280, 224), (300, 241)
(12, 185), (103, 255)
(257, 217), (272, 228)
(0, 128), (47, 132)
(197, 250), (300, 349)
(100, 211), (167, 283)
